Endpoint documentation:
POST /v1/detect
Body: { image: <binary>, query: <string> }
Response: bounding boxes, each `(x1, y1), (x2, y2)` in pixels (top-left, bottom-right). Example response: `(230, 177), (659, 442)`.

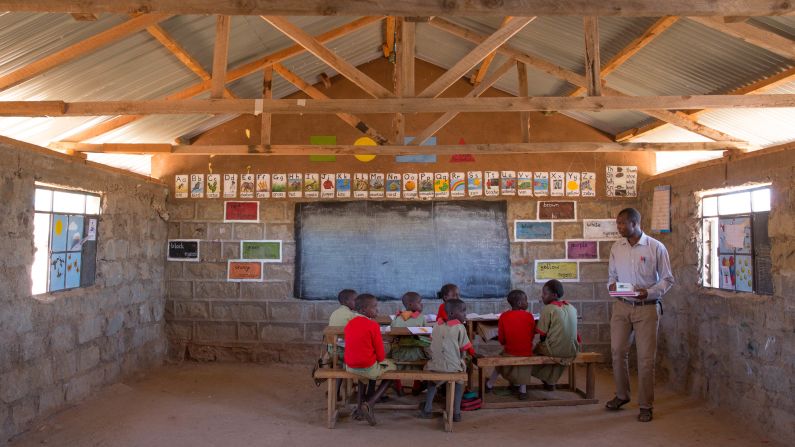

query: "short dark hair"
(618, 207), (641, 224)
(444, 298), (466, 317)
(543, 280), (564, 299)
(401, 291), (421, 307)
(507, 289), (527, 308)
(354, 293), (377, 312)
(337, 289), (357, 304)
(437, 283), (458, 300)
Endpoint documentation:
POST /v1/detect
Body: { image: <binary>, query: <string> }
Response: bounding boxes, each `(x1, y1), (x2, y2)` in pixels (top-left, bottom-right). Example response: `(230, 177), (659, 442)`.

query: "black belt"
(615, 297), (659, 307)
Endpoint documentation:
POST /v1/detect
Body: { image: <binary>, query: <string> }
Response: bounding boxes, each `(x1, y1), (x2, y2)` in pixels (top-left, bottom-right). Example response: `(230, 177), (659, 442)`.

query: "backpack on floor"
(461, 391), (482, 411)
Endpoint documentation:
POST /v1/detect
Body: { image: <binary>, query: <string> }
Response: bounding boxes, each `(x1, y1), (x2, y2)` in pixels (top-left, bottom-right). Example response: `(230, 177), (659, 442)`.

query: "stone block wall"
(0, 138), (168, 442)
(640, 147), (795, 444)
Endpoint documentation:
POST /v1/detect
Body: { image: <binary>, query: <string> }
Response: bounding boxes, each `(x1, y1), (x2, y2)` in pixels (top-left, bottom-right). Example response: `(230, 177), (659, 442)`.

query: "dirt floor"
(9, 363), (783, 447)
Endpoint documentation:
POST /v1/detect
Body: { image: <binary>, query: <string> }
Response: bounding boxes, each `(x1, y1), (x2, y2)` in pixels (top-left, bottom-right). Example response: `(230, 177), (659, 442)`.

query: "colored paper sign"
(304, 173), (320, 198)
(450, 172), (466, 198)
(190, 174), (204, 198)
(354, 136), (377, 162)
(223, 174), (237, 198)
(310, 136), (337, 162)
(227, 260), (263, 282)
(450, 154), (475, 163)
(87, 219), (97, 241)
(224, 201), (259, 222)
(583, 219), (621, 240)
(167, 239), (200, 262)
(271, 174), (286, 198)
(240, 240), (282, 262)
(175, 175), (188, 198)
(719, 217), (752, 254)
(566, 240), (598, 260)
(51, 214), (68, 252)
(49, 253), (66, 291)
(517, 171), (533, 197)
(64, 252), (81, 289)
(240, 174), (255, 198)
(735, 254), (754, 292)
(537, 201), (577, 221)
(515, 220), (553, 241)
(397, 136), (437, 163)
(207, 174), (221, 198)
(309, 155), (337, 162)
(370, 173), (385, 198)
(535, 260), (579, 282)
(719, 254), (736, 290)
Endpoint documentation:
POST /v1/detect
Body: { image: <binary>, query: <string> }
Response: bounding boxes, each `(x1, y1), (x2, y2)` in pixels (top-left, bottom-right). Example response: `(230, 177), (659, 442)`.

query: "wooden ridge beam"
(0, 13), (170, 92)
(3, 1), (793, 16)
(58, 16), (382, 142)
(48, 141), (751, 156)
(418, 16), (534, 98)
(262, 16), (395, 98)
(688, 17), (795, 60)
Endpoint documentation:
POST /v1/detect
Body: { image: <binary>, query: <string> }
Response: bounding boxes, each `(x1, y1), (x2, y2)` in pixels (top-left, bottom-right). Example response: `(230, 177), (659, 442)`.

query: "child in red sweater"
(485, 289), (536, 400)
(435, 283), (460, 323)
(344, 294), (395, 425)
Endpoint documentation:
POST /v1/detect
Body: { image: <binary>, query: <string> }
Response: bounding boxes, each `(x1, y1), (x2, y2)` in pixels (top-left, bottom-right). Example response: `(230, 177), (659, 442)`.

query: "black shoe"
(518, 392), (529, 400)
(542, 383), (555, 392)
(453, 413), (462, 422)
(605, 396), (631, 411)
(362, 402), (377, 426)
(417, 409), (434, 419)
(638, 408), (653, 422)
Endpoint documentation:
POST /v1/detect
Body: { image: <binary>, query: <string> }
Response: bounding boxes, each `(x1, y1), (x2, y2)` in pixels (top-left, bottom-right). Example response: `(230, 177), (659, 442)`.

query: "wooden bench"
(313, 369), (467, 432)
(474, 352), (605, 408)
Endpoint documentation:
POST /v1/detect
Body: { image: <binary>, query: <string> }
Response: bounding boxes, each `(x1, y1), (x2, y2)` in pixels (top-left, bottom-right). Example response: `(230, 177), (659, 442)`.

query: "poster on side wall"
(240, 174), (255, 199)
(467, 171), (483, 197)
(65, 252), (81, 289)
(719, 254), (736, 290)
(336, 173), (351, 198)
(320, 173), (335, 198)
(223, 174), (238, 198)
(271, 174), (286, 199)
(484, 171), (500, 196)
(304, 173), (319, 198)
(418, 172), (434, 200)
(581, 172), (596, 197)
(190, 174), (204, 198)
(450, 172), (466, 198)
(434, 172), (450, 198)
(353, 173), (369, 198)
(207, 174), (221, 199)
(583, 219), (621, 240)
(533, 172), (549, 196)
(227, 260), (264, 282)
(255, 174), (270, 199)
(175, 175), (188, 198)
(386, 173), (401, 199)
(369, 173), (385, 198)
(517, 171), (533, 197)
(606, 165), (638, 197)
(735, 255), (754, 292)
(565, 172), (580, 197)
(224, 201), (259, 223)
(402, 173), (418, 199)
(550, 172), (565, 196)
(501, 171), (516, 196)
(287, 173), (303, 198)
(566, 240), (599, 260)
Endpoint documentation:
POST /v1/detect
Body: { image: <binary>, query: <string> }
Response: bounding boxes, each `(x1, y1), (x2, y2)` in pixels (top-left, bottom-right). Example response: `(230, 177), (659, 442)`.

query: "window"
(32, 186), (100, 294)
(700, 185), (772, 295)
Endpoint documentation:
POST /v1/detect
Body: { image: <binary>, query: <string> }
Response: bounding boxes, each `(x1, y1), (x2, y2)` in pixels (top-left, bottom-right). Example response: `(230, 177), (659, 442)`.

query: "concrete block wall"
(0, 138), (168, 442)
(641, 147), (795, 444)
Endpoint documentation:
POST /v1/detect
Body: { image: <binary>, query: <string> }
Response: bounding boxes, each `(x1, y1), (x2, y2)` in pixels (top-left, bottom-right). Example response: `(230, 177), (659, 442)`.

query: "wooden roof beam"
(688, 17), (795, 60)
(210, 15), (231, 98)
(471, 16), (512, 86)
(583, 16), (602, 96)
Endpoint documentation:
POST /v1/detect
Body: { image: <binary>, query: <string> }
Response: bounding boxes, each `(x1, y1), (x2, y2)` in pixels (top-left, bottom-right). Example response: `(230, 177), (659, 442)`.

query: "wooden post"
(261, 66), (273, 147)
(445, 381), (455, 432)
(586, 363), (596, 399)
(327, 377), (337, 429)
(392, 18), (405, 144)
(210, 15), (231, 99)
(583, 16), (601, 96)
(517, 60), (530, 143)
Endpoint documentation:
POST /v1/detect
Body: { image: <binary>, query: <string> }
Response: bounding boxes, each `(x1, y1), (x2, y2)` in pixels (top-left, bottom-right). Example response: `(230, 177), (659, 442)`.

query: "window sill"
(32, 284), (98, 303)
(697, 286), (773, 302)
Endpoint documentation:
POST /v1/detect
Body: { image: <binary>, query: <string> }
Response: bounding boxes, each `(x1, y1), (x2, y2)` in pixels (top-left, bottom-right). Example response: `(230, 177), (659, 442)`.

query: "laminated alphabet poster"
(402, 173), (418, 199)
(386, 173), (401, 198)
(565, 172), (580, 197)
(354, 173), (369, 198)
(419, 172), (434, 200)
(501, 171), (516, 196)
(606, 165), (638, 197)
(287, 173), (303, 198)
(533, 172), (549, 196)
(190, 174), (204, 198)
(484, 171), (500, 196)
(175, 175), (188, 198)
(550, 172), (565, 196)
(336, 173), (351, 198)
(223, 174), (238, 198)
(207, 174), (221, 198)
(320, 174), (335, 198)
(581, 172), (596, 197)
(434, 172), (450, 198)
(517, 171), (533, 197)
(369, 173), (385, 198)
(450, 172), (466, 198)
(240, 174), (255, 198)
(255, 174), (270, 199)
(467, 171), (483, 197)
(271, 174), (286, 199)
(304, 173), (319, 198)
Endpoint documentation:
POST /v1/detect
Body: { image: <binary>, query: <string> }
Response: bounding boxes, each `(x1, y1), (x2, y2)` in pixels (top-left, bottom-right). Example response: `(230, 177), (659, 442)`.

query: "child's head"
(401, 292), (422, 313)
(506, 289), (528, 310)
(338, 289), (357, 309)
(542, 280), (564, 305)
(354, 293), (378, 318)
(444, 299), (467, 323)
(437, 283), (460, 302)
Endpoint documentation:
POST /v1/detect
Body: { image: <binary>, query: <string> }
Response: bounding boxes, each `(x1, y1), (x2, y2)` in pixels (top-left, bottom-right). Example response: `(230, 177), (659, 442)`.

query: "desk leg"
(568, 364), (577, 392)
(445, 381), (454, 432)
(327, 378), (337, 429)
(586, 363), (595, 399)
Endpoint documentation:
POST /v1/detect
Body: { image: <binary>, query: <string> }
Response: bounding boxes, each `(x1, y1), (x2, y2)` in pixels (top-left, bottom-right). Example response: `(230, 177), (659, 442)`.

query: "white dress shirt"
(608, 232), (675, 301)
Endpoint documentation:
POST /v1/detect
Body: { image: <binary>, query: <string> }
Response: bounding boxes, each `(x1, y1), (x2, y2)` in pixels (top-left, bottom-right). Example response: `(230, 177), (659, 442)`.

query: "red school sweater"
(344, 316), (385, 368)
(498, 310), (536, 356)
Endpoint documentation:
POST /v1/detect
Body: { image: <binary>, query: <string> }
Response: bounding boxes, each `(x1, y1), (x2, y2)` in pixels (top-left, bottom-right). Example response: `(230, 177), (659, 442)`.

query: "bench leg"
(568, 364), (577, 393)
(478, 365), (485, 399)
(586, 363), (595, 399)
(445, 381), (454, 432)
(327, 378), (337, 429)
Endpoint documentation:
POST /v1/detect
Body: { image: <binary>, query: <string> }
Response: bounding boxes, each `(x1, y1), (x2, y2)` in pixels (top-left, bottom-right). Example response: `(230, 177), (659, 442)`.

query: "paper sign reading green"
(240, 240), (282, 262)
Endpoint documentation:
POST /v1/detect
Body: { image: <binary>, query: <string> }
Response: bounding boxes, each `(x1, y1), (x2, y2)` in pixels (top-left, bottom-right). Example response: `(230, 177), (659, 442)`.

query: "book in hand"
(610, 282), (640, 297)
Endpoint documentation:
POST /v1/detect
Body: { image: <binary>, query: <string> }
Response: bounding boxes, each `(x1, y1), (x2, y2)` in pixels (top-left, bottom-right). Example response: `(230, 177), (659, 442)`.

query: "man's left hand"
(635, 288), (649, 300)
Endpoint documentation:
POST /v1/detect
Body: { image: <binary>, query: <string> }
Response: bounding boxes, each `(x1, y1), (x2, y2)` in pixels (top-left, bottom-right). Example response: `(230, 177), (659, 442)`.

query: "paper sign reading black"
(167, 239), (200, 261)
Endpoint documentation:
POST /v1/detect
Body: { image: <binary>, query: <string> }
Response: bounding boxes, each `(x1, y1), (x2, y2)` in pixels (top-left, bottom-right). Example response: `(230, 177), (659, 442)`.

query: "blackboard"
(168, 240), (200, 261)
(296, 201), (511, 300)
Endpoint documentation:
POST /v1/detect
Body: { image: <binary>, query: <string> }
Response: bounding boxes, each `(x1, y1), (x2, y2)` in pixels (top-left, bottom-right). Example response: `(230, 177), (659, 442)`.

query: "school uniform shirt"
(436, 303), (448, 322)
(328, 305), (357, 326)
(536, 301), (579, 358)
(390, 310), (426, 328)
(497, 310), (536, 356)
(425, 320), (474, 373)
(344, 316), (385, 369)
(608, 232), (675, 300)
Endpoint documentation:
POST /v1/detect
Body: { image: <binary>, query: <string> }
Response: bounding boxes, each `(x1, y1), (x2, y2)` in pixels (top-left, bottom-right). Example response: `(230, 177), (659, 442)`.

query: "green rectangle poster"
(240, 240), (282, 262)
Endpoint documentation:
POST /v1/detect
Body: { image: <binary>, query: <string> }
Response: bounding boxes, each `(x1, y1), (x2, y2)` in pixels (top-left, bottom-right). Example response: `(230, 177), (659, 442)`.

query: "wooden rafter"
(262, 16), (395, 98)
(583, 16), (601, 96)
(418, 16), (534, 98)
(261, 66), (273, 146)
(58, 16), (383, 143)
(392, 18), (406, 143)
(0, 13), (170, 92)
(272, 63), (391, 145)
(517, 61), (530, 143)
(383, 17), (396, 58)
(688, 17), (795, 60)
(47, 141), (749, 156)
(210, 15), (231, 98)
(3, 1), (793, 16)
(616, 66), (795, 141)
(569, 16), (678, 97)
(428, 17), (746, 142)
(70, 13), (97, 21)
(471, 16), (512, 86)
(409, 58), (517, 146)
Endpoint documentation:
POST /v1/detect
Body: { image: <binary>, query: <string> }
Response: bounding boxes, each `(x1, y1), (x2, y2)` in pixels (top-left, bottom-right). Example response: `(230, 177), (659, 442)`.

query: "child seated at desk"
(329, 289), (357, 327)
(390, 292), (431, 367)
(418, 299), (476, 422)
(435, 283), (460, 323)
(532, 280), (580, 390)
(485, 289), (536, 400)
(344, 293), (396, 425)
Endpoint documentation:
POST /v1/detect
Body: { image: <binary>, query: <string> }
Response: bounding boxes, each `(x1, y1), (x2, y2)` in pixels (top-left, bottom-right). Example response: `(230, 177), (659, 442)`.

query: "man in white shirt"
(605, 208), (674, 422)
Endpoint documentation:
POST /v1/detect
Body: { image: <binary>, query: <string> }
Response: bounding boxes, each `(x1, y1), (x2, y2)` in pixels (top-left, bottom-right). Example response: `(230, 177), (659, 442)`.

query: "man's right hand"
(609, 283), (617, 291)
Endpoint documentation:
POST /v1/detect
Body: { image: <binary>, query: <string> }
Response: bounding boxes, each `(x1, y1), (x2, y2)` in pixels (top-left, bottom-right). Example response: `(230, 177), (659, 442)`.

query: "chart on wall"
(718, 217), (752, 255)
(605, 166), (638, 197)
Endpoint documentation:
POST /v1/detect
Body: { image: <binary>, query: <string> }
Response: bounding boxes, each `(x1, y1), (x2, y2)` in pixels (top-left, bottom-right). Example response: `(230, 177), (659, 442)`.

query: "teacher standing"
(605, 208), (674, 422)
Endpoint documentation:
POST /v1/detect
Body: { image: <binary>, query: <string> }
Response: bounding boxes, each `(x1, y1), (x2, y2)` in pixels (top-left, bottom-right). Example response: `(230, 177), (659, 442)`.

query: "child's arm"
(497, 315), (506, 346)
(458, 327), (477, 357)
(372, 322), (386, 362)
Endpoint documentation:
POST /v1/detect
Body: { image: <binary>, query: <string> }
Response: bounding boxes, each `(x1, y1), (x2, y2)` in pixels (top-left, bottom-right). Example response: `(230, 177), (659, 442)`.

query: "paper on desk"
(466, 313), (502, 320)
(380, 326), (391, 334)
(408, 326), (433, 335)
(425, 314), (437, 322)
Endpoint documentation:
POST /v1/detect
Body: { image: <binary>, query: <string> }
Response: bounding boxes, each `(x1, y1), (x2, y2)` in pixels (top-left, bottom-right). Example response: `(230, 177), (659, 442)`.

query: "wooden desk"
(323, 325), (429, 369)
